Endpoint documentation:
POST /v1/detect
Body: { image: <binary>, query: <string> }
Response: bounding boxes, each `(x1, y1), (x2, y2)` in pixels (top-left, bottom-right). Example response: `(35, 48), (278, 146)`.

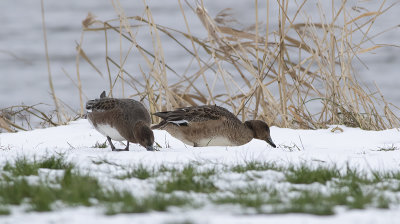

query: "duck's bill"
(146, 145), (155, 151)
(266, 137), (276, 148)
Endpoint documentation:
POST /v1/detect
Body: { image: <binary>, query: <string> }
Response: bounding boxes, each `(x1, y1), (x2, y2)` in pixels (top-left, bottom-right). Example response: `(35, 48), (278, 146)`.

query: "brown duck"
(86, 91), (154, 151)
(152, 105), (276, 148)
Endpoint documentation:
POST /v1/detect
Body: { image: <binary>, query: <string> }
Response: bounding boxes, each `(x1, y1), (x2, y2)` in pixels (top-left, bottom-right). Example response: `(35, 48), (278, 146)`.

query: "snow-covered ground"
(0, 119), (400, 224)
(1, 120), (400, 171)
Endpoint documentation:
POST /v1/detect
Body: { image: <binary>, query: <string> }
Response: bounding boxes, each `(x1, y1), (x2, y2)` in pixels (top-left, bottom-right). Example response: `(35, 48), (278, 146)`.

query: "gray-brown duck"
(86, 91), (154, 151)
(152, 105), (276, 148)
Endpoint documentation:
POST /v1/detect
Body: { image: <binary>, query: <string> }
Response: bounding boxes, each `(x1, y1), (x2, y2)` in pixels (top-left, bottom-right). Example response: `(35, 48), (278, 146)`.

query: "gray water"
(1, 0), (399, 114)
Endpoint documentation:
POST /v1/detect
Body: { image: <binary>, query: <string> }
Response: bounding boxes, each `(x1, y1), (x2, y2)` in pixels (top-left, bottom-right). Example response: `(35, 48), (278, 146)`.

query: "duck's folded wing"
(153, 106), (220, 126)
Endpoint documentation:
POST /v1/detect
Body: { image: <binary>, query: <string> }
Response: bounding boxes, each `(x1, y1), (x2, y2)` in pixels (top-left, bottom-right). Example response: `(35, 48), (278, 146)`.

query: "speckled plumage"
(86, 91), (154, 151)
(152, 105), (276, 148)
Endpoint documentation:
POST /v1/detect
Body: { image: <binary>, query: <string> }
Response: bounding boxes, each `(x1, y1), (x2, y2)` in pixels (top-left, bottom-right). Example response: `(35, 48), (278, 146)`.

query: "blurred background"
(1, 0), (399, 123)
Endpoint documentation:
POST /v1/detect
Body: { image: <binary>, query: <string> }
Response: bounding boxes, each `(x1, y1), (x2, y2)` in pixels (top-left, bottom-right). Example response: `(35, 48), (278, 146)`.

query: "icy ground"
(0, 119), (400, 224)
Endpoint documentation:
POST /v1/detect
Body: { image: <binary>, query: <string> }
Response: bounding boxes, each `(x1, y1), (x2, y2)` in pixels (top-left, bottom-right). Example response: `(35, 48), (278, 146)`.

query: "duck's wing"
(86, 98), (118, 112)
(153, 105), (228, 127)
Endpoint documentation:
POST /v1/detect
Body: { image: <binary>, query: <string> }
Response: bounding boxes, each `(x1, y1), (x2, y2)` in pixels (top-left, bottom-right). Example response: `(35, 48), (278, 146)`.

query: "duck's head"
(245, 120), (276, 148)
(134, 121), (155, 151)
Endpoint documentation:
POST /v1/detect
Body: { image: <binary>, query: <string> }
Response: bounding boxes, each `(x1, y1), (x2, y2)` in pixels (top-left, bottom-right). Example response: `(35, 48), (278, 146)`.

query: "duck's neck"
(232, 122), (254, 145)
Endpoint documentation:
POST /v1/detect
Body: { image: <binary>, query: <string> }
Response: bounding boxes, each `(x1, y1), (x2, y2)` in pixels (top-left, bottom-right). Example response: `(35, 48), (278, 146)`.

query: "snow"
(0, 119), (400, 223)
(1, 119), (399, 170)
(3, 206), (400, 224)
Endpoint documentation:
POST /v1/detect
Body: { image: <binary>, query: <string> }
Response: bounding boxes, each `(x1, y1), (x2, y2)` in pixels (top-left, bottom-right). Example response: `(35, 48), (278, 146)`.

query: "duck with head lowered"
(152, 105), (276, 148)
(86, 91), (155, 151)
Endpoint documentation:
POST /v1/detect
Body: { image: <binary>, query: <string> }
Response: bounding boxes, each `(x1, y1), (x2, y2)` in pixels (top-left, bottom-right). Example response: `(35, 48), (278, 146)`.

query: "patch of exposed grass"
(0, 167), (103, 211)
(212, 193), (267, 211)
(376, 145), (399, 152)
(340, 166), (381, 185)
(3, 155), (74, 176)
(212, 187), (282, 212)
(116, 164), (153, 180)
(286, 164), (341, 184)
(3, 157), (38, 176)
(92, 141), (108, 148)
(212, 185), (284, 213)
(212, 162), (400, 215)
(156, 164), (217, 193)
(230, 161), (281, 173)
(105, 193), (192, 215)
(158, 164), (178, 173)
(0, 156), (195, 214)
(57, 168), (104, 206)
(376, 195), (391, 209)
(281, 191), (335, 215)
(329, 189), (374, 210)
(0, 178), (55, 211)
(274, 187), (375, 215)
(0, 208), (10, 215)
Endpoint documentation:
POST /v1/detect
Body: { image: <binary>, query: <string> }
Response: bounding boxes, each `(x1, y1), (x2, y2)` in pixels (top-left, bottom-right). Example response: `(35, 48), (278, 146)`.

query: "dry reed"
(40, 0), (61, 123)
(73, 0), (400, 131)
(3, 0), (398, 133)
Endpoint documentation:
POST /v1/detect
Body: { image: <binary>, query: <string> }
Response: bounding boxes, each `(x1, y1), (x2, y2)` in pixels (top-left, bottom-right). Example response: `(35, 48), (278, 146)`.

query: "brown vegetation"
(1, 0), (399, 132)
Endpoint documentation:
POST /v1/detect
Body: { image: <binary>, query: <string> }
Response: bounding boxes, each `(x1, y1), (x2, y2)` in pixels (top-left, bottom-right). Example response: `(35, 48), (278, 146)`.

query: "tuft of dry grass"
(0, 104), (81, 133)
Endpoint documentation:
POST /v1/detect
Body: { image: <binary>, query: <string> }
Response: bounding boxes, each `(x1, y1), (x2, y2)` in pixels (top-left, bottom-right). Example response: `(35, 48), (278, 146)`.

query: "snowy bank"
(0, 119), (399, 171)
(0, 119), (400, 224)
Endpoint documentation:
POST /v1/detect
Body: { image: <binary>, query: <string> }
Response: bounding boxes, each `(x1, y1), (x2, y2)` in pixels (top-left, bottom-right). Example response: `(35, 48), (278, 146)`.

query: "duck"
(86, 91), (154, 151)
(152, 105), (276, 148)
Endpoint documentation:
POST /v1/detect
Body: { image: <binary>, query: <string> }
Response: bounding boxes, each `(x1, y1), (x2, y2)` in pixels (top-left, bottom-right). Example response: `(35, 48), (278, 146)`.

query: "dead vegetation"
(1, 0), (399, 132)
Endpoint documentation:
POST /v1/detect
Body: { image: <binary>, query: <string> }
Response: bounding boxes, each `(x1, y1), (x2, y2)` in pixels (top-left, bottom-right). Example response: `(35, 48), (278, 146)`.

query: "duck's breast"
(95, 123), (126, 141)
(197, 136), (235, 146)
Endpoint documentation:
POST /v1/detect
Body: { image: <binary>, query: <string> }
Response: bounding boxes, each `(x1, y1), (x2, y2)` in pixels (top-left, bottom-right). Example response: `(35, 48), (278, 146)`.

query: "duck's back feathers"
(86, 98), (118, 112)
(152, 105), (252, 146)
(86, 98), (149, 120)
(152, 105), (239, 129)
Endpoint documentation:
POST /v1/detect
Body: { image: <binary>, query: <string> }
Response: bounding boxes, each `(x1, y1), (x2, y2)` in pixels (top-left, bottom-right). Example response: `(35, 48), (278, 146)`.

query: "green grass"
(0, 178), (55, 211)
(3, 155), (74, 176)
(230, 161), (281, 173)
(1, 156), (400, 216)
(156, 164), (217, 193)
(282, 191), (335, 215)
(116, 164), (153, 180)
(285, 164), (341, 184)
(0, 169), (193, 213)
(92, 141), (108, 148)
(105, 193), (192, 215)
(213, 194), (267, 210)
(0, 208), (10, 216)
(0, 167), (107, 211)
(164, 220), (195, 224)
(0, 156), (194, 214)
(376, 145), (399, 152)
(211, 162), (400, 215)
